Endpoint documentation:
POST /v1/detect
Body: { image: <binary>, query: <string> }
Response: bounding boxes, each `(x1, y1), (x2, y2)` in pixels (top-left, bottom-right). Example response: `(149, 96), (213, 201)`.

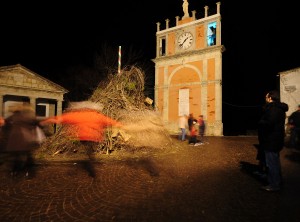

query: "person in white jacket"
(178, 115), (188, 141)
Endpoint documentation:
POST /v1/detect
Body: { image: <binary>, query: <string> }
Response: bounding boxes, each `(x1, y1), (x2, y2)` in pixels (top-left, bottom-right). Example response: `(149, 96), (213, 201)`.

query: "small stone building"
(0, 64), (68, 121)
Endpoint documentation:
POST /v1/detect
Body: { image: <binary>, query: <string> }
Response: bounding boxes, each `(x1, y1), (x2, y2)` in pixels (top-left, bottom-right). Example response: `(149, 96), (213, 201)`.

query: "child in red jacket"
(188, 121), (198, 145)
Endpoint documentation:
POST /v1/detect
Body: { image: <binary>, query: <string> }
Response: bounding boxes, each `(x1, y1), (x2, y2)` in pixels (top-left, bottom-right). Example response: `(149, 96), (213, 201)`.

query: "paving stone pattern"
(0, 136), (300, 222)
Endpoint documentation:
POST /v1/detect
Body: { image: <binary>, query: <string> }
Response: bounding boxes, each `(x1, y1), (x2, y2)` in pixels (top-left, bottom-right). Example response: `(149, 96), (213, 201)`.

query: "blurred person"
(188, 120), (198, 145)
(0, 116), (4, 126)
(198, 115), (206, 144)
(287, 104), (300, 149)
(1, 103), (44, 178)
(258, 90), (288, 192)
(0, 116), (4, 137)
(178, 115), (188, 141)
(188, 113), (196, 131)
(40, 101), (123, 177)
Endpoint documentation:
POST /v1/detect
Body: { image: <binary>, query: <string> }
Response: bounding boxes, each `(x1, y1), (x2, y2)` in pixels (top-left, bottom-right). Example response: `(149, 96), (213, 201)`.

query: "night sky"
(0, 0), (299, 135)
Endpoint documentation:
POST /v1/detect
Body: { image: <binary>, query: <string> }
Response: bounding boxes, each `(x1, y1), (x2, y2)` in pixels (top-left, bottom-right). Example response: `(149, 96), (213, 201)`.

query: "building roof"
(0, 64), (68, 93)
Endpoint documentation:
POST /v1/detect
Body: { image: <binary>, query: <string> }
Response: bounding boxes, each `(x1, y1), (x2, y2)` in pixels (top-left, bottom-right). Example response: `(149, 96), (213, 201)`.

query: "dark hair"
(267, 90), (280, 102)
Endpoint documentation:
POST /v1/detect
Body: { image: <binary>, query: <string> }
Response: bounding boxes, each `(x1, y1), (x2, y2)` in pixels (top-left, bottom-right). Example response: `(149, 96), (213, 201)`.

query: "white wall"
(280, 67), (300, 117)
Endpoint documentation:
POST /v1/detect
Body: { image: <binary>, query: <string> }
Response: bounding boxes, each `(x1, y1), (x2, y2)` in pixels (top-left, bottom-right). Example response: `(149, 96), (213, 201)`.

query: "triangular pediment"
(0, 64), (68, 93)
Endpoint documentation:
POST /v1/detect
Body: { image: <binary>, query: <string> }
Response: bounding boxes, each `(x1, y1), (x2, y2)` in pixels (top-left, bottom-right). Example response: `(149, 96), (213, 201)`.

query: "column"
(56, 100), (63, 116)
(202, 60), (208, 123)
(156, 22), (160, 32)
(215, 53), (223, 136)
(156, 22), (161, 58)
(175, 16), (179, 26)
(204, 6), (208, 17)
(154, 66), (159, 112)
(192, 10), (196, 20)
(217, 2), (221, 14)
(0, 95), (3, 117)
(163, 67), (169, 123)
(52, 100), (63, 133)
(165, 19), (170, 29)
(29, 97), (36, 113)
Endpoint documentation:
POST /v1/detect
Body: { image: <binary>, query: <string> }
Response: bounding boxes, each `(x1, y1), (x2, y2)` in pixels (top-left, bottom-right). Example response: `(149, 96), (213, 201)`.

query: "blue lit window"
(207, 22), (217, 46)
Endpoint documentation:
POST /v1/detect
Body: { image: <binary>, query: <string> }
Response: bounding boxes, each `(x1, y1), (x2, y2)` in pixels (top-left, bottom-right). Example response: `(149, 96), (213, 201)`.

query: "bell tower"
(153, 1), (224, 136)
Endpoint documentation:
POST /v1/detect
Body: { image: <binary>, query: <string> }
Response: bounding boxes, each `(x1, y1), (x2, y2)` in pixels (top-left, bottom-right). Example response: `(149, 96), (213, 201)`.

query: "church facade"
(153, 1), (224, 136)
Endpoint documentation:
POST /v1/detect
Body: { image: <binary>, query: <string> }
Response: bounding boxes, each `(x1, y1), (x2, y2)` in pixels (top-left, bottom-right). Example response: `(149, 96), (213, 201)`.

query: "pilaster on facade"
(30, 97), (37, 112)
(163, 67), (169, 122)
(56, 100), (63, 116)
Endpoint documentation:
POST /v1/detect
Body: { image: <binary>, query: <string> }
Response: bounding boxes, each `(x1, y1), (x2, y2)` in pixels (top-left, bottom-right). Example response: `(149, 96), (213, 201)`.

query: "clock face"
(178, 32), (193, 50)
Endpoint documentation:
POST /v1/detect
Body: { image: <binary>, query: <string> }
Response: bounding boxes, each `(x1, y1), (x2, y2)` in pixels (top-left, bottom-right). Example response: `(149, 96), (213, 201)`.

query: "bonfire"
(39, 66), (172, 157)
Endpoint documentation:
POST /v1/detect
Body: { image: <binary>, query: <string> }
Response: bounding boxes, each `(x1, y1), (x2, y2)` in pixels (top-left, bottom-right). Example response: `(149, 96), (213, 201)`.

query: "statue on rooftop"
(182, 0), (190, 18)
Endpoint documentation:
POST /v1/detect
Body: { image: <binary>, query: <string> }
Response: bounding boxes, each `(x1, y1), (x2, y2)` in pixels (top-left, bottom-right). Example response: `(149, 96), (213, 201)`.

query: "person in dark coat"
(287, 105), (300, 149)
(188, 120), (198, 145)
(255, 105), (267, 177)
(198, 115), (206, 143)
(1, 104), (43, 178)
(258, 90), (288, 192)
(188, 113), (197, 131)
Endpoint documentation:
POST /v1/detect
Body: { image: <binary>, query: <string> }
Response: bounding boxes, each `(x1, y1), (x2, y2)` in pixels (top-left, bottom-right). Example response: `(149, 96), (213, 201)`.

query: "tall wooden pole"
(118, 46), (121, 74)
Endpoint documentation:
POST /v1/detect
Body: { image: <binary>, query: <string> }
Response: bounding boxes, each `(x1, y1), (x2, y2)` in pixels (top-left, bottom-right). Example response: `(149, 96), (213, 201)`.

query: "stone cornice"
(152, 45), (225, 63)
(154, 79), (222, 90)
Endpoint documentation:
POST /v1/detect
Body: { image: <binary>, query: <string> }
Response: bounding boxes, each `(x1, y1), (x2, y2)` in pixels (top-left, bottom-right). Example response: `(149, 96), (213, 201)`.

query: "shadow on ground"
(239, 161), (268, 186)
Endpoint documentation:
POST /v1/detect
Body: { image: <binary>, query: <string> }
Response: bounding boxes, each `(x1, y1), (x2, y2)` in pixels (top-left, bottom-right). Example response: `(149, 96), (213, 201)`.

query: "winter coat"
(178, 116), (187, 129)
(258, 101), (289, 152)
(188, 115), (197, 131)
(189, 125), (197, 137)
(288, 110), (300, 128)
(198, 118), (205, 135)
(1, 109), (40, 152)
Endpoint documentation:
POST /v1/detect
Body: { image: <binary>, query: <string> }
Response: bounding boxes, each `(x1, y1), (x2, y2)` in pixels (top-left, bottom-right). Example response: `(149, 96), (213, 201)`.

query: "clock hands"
(179, 37), (188, 47)
(178, 32), (193, 49)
